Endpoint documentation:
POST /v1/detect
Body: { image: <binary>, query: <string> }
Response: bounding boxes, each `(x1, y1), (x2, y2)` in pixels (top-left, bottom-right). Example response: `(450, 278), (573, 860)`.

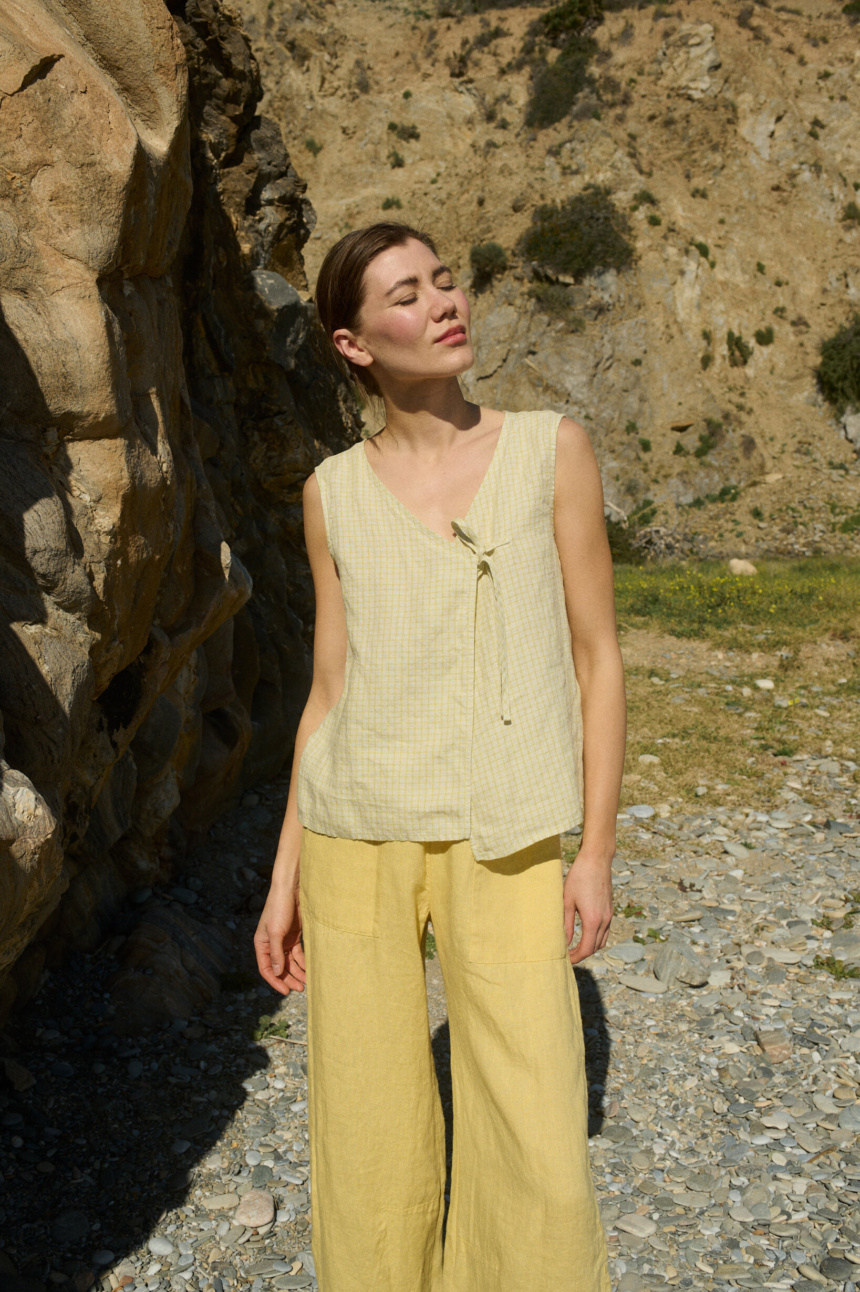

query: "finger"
(266, 930), (289, 977)
(258, 965), (291, 996)
(569, 924), (601, 964)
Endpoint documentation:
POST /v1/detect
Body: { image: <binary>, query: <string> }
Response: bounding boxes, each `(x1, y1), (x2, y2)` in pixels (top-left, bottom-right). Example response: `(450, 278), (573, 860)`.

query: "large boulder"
(0, 0), (358, 1021)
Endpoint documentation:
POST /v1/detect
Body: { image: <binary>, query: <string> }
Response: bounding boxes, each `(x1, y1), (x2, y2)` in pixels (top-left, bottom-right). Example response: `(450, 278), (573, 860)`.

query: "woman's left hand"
(563, 849), (613, 964)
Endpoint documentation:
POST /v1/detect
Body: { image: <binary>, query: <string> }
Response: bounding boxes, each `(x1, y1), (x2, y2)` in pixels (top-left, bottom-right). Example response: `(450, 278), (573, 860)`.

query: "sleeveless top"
(296, 408), (584, 861)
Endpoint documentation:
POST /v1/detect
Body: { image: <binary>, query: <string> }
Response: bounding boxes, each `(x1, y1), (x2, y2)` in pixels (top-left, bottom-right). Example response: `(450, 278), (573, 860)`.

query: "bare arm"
(553, 416), (627, 963)
(253, 470), (348, 994)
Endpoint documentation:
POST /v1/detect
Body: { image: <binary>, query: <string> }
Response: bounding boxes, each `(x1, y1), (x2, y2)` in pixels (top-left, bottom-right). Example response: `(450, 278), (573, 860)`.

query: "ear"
(332, 328), (374, 370)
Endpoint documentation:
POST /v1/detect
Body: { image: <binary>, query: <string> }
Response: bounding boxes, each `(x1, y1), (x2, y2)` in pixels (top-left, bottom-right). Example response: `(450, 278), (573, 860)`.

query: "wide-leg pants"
(298, 827), (611, 1292)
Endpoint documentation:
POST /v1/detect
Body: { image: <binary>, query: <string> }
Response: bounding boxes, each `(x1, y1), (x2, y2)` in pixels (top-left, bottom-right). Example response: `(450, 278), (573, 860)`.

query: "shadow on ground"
(0, 937), (283, 1286)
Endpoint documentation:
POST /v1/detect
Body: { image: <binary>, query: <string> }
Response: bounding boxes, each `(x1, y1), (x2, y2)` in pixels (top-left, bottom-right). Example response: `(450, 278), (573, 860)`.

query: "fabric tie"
(452, 518), (512, 724)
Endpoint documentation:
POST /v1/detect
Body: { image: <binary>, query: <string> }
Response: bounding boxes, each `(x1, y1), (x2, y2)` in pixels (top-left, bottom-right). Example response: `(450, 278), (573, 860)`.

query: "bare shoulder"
(303, 470), (321, 506)
(554, 416), (602, 498)
(556, 415), (596, 464)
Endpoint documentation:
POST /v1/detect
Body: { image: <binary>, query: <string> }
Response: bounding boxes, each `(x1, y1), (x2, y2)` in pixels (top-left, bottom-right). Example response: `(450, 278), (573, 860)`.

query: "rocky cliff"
(0, 0), (358, 1024)
(235, 0), (860, 559)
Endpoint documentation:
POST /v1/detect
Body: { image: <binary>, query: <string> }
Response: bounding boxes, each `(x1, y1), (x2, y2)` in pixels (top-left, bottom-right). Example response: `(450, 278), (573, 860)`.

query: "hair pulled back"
(315, 222), (438, 398)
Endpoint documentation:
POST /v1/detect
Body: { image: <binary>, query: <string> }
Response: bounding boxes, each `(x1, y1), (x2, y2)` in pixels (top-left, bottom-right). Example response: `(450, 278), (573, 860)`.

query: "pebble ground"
(1, 750), (859, 1292)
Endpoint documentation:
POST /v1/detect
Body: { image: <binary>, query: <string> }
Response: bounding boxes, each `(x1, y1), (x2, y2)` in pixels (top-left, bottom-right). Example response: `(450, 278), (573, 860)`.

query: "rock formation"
(0, 0), (358, 1023)
(236, 0), (860, 558)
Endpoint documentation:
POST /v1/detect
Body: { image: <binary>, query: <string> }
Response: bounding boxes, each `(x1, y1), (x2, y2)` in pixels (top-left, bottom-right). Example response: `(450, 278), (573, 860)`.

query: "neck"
(376, 377), (479, 451)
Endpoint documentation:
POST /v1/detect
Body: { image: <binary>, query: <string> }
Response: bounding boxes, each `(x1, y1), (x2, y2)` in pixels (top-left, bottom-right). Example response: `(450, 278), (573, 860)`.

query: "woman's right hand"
(254, 882), (306, 996)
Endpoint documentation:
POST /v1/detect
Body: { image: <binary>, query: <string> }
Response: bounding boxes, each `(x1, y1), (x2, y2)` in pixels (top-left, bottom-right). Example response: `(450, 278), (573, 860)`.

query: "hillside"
(234, 0), (860, 559)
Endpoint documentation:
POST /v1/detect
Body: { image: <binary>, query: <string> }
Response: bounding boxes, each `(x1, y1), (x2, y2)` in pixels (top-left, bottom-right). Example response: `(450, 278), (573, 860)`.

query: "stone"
(619, 973), (669, 994)
(201, 1193), (240, 1212)
(147, 1237), (174, 1258)
(755, 679), (775, 690)
(728, 559), (757, 576)
(604, 941), (648, 964)
(51, 1211), (89, 1245)
(830, 931), (860, 966)
(108, 902), (234, 1033)
(837, 1104), (860, 1132)
(615, 1214), (658, 1238)
(820, 1257), (856, 1280)
(656, 22), (723, 100)
(766, 948), (804, 965)
(723, 841), (750, 860)
(755, 1027), (792, 1063)
(653, 945), (688, 986)
(234, 1189), (275, 1228)
(626, 805), (655, 819)
(656, 940), (710, 987)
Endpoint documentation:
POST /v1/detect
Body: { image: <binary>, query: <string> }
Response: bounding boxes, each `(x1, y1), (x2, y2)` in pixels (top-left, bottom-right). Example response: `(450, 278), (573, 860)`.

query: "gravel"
(0, 751), (858, 1292)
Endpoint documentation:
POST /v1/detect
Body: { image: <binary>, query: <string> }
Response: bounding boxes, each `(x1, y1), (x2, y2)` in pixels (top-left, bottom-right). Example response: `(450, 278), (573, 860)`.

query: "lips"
(435, 325), (467, 344)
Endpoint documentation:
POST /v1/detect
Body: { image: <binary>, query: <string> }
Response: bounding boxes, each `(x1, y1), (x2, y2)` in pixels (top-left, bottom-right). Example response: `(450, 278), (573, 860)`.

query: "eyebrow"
(384, 264), (453, 297)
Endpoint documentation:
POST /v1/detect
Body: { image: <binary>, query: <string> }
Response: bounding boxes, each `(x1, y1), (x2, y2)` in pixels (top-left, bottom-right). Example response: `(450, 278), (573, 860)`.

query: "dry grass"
(615, 560), (859, 814)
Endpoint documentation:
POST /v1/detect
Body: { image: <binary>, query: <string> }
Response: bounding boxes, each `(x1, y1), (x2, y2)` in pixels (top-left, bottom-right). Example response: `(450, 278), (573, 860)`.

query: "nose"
(430, 286), (457, 318)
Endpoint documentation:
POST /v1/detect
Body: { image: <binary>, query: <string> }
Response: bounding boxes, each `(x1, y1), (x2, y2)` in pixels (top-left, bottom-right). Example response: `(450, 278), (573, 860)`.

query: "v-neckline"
(361, 412), (509, 545)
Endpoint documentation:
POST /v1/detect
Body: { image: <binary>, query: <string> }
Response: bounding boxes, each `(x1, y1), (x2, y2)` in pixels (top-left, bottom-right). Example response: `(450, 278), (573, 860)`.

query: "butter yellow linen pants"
(299, 828), (611, 1292)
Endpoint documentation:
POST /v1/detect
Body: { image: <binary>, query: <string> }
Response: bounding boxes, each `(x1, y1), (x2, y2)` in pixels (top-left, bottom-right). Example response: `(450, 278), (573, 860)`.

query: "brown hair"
(315, 222), (438, 398)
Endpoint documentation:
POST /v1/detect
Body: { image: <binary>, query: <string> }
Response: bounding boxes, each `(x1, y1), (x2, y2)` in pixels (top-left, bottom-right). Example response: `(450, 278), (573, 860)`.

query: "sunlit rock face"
(0, 0), (358, 1021)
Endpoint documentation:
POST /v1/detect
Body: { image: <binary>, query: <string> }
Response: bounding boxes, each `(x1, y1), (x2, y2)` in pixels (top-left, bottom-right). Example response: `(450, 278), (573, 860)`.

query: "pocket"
(299, 829), (379, 938)
(468, 834), (567, 963)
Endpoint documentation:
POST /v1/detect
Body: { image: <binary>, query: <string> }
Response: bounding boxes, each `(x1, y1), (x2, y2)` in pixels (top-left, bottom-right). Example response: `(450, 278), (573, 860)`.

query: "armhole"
(314, 460), (336, 560)
(548, 408), (565, 506)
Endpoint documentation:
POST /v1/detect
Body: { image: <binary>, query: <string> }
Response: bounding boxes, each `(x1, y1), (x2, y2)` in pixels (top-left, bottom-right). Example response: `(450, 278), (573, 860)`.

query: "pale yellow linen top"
(296, 408), (585, 860)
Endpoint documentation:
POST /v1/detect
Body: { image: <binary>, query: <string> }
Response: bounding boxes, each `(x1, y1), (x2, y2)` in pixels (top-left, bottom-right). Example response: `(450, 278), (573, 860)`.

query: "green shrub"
(647, 213), (662, 226)
(528, 282), (586, 330)
(751, 506), (764, 520)
(304, 137), (323, 156)
(701, 352), (713, 370)
(470, 241), (508, 288)
(727, 329), (752, 367)
(842, 200), (860, 223)
(518, 186), (635, 281)
(624, 419), (638, 435)
(525, 36), (598, 129)
(756, 261), (766, 274)
(388, 121), (421, 141)
(631, 188), (658, 208)
(754, 325), (775, 346)
(692, 240), (710, 260)
(381, 196), (403, 210)
(694, 428), (719, 458)
(817, 313), (860, 414)
(537, 0), (603, 43)
(521, 0), (604, 129)
(388, 149), (405, 169)
(403, 89), (413, 99)
(638, 436), (652, 452)
(673, 440), (688, 456)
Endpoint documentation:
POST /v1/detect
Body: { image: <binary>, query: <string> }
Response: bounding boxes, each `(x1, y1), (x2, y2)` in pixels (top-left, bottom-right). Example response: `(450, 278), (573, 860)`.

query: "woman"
(254, 222), (625, 1292)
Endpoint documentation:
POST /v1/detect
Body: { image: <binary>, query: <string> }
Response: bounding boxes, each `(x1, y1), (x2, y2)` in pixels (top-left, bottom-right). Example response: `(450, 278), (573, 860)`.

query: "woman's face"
(334, 238), (474, 388)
